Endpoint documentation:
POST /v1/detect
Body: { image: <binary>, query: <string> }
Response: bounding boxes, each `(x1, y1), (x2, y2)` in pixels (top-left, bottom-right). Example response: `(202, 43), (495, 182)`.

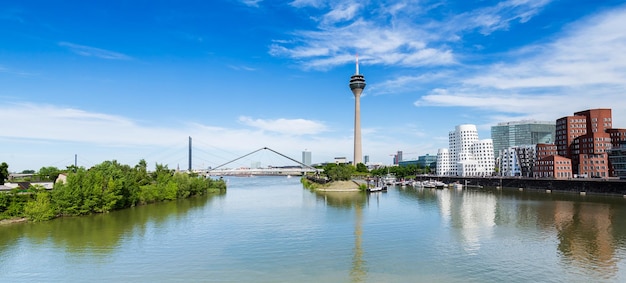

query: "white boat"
(434, 181), (446, 189)
(367, 186), (388, 192)
(383, 174), (396, 185)
(423, 180), (446, 189)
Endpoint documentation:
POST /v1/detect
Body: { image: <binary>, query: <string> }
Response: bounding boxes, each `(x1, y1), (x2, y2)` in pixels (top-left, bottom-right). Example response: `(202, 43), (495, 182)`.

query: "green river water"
(2, 176), (626, 282)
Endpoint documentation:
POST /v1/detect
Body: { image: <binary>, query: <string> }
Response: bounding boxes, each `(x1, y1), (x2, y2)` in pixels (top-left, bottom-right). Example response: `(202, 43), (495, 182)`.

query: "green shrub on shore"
(0, 160), (226, 222)
(24, 190), (55, 222)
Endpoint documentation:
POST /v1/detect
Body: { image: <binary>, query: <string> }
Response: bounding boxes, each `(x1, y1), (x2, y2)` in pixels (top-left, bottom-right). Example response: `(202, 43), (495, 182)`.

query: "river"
(2, 176), (626, 282)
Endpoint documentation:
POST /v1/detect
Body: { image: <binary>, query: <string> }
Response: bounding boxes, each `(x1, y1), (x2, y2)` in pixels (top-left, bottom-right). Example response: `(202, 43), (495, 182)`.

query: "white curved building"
(436, 148), (450, 175)
(437, 124), (495, 177)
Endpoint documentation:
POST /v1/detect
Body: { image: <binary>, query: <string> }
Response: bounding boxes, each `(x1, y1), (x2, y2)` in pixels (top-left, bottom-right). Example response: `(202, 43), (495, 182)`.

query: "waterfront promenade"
(421, 176), (626, 196)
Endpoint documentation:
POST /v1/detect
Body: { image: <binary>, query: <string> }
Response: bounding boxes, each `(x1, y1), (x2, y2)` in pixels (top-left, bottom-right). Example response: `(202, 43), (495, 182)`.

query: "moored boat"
(367, 186), (388, 192)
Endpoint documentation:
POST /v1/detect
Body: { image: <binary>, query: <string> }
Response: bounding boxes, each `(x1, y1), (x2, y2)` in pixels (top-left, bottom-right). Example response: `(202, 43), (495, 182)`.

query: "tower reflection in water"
(314, 191), (368, 282)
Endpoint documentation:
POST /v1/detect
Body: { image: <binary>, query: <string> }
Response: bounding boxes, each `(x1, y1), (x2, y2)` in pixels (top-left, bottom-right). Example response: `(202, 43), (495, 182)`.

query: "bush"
(24, 191), (56, 222)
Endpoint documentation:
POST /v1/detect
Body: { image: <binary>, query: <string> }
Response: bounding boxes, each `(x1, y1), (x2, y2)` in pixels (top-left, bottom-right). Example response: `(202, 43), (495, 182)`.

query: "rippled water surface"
(2, 176), (626, 282)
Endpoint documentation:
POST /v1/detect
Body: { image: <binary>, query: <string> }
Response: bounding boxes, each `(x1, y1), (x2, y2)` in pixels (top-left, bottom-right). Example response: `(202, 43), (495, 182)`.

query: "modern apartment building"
(533, 155), (573, 179)
(499, 145), (535, 177)
(608, 141), (626, 178)
(491, 120), (555, 159)
(393, 150), (403, 165)
(436, 124), (494, 177)
(555, 109), (613, 177)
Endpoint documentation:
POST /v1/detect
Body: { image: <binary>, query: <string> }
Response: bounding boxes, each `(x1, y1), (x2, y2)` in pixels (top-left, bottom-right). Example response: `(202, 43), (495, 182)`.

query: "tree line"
(0, 160), (226, 222)
(316, 162), (431, 182)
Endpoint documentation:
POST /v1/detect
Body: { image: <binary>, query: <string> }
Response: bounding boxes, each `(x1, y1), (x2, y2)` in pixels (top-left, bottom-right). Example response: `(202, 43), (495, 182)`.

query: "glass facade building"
(608, 141), (626, 179)
(491, 120), (556, 159)
(302, 151), (312, 166)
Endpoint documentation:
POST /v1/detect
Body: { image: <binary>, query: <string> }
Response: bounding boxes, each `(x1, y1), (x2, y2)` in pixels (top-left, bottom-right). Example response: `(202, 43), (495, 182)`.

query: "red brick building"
(555, 109), (613, 178)
(536, 143), (558, 159)
(533, 155), (572, 179)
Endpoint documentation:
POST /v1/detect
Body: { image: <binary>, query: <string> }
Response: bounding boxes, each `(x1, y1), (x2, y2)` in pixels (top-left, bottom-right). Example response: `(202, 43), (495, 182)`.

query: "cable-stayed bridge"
(197, 147), (320, 177)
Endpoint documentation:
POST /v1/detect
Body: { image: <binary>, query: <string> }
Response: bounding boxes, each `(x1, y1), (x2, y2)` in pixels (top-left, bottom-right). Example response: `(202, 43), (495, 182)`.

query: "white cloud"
(238, 116), (328, 135)
(227, 65), (257, 71)
(290, 0), (325, 8)
(321, 2), (360, 25)
(59, 42), (132, 60)
(271, 0), (551, 70)
(411, 6), (626, 128)
(0, 103), (348, 170)
(241, 0), (263, 7)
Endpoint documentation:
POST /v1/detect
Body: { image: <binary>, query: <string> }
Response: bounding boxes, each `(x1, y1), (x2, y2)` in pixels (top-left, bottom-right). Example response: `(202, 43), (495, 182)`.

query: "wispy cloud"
(0, 7), (25, 23)
(290, 0), (325, 9)
(0, 103), (346, 169)
(59, 42), (132, 60)
(446, 0), (552, 35)
(228, 65), (257, 71)
(238, 116), (328, 135)
(0, 64), (35, 76)
(241, 0), (263, 7)
(413, 5), (626, 124)
(320, 2), (361, 25)
(271, 0), (551, 70)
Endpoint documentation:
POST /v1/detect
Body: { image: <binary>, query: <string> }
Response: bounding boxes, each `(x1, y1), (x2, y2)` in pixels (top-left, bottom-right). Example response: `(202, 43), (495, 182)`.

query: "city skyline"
(1, 1), (626, 171)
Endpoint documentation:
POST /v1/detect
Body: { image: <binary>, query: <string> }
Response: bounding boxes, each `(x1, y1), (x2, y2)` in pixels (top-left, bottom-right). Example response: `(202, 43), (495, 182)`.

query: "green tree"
(24, 190), (56, 222)
(356, 163), (368, 173)
(323, 163), (354, 181)
(0, 162), (9, 185)
(38, 166), (61, 181)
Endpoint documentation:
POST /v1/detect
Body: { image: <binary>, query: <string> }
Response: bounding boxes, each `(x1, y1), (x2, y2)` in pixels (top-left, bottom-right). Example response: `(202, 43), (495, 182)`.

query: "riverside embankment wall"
(417, 176), (626, 196)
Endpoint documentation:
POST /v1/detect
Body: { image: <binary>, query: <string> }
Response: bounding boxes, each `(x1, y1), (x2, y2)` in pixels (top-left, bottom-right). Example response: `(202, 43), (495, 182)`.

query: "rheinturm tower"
(349, 55), (366, 165)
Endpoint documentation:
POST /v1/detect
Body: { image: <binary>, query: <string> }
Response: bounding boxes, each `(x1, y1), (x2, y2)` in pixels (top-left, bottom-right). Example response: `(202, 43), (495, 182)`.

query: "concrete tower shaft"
(349, 55), (366, 165)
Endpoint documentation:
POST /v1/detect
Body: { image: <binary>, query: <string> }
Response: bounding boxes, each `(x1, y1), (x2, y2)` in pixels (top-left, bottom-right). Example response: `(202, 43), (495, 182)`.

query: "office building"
(491, 120), (555, 159)
(302, 151), (312, 166)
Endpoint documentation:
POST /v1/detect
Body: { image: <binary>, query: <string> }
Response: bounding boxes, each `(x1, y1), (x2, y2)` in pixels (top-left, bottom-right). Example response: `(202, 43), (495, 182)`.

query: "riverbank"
(300, 178), (362, 191)
(315, 180), (361, 191)
(0, 217), (28, 225)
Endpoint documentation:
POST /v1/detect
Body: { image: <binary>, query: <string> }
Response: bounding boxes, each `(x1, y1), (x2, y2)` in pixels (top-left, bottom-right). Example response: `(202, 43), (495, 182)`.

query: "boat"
(422, 180), (446, 189)
(422, 180), (436, 188)
(383, 174), (396, 185)
(367, 186), (388, 192)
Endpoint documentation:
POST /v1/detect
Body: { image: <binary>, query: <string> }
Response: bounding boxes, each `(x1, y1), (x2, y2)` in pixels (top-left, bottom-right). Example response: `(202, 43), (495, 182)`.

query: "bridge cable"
(208, 147), (319, 173)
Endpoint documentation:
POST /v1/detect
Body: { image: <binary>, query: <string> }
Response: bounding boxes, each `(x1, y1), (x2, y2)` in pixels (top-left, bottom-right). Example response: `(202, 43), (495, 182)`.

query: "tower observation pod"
(349, 55), (366, 166)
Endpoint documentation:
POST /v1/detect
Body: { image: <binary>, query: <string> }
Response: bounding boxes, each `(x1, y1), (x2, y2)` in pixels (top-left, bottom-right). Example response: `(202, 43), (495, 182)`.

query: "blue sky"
(1, 0), (626, 172)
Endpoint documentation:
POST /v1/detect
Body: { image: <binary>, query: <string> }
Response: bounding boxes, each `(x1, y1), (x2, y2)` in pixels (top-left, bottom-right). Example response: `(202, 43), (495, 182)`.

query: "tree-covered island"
(0, 160), (226, 222)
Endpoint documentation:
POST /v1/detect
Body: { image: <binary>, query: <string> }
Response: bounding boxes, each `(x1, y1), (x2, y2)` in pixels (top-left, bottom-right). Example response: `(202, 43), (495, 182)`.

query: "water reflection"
(0, 192), (226, 258)
(553, 201), (617, 279)
(435, 188), (496, 253)
(425, 186), (626, 279)
(312, 191), (367, 282)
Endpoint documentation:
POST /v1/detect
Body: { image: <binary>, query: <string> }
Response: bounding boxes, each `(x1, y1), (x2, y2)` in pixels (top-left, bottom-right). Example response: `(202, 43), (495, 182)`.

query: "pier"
(418, 176), (626, 196)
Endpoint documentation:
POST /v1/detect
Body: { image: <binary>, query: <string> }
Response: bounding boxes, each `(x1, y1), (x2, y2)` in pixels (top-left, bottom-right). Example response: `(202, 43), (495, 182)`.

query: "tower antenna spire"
(349, 53), (366, 166)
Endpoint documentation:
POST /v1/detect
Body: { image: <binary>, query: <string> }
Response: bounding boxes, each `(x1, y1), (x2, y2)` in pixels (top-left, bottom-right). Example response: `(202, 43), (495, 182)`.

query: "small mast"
(355, 53), (360, 75)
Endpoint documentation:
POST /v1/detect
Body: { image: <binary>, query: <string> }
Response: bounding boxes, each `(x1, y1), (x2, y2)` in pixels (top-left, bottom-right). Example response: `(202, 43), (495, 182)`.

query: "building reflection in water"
(437, 189), (496, 254)
(433, 187), (622, 279)
(553, 200), (617, 278)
